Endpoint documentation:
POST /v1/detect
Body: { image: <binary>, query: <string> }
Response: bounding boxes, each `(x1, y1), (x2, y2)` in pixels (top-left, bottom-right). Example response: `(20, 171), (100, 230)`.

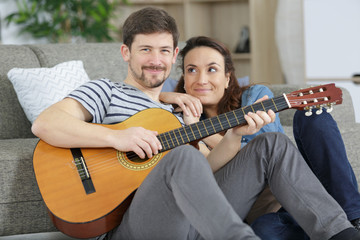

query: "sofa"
(0, 43), (359, 240)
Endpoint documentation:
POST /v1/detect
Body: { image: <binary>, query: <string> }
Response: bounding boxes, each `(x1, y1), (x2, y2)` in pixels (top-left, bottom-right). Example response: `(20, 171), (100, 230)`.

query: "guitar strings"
(75, 96), (328, 178)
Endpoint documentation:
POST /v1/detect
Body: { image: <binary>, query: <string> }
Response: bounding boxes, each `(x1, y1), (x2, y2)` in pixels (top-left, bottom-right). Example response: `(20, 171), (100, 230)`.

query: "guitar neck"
(158, 94), (290, 152)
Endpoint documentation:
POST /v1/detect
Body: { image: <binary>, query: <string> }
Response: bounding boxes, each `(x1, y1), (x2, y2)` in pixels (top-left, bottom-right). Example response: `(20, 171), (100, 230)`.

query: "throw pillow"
(7, 60), (90, 123)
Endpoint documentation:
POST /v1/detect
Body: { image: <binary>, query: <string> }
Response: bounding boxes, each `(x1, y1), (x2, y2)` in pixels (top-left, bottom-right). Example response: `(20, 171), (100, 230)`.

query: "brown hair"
(175, 36), (249, 116)
(122, 7), (179, 50)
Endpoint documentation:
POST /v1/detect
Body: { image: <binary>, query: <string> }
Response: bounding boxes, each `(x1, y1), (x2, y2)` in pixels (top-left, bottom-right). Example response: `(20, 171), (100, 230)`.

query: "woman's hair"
(122, 7), (179, 50)
(174, 36), (249, 116)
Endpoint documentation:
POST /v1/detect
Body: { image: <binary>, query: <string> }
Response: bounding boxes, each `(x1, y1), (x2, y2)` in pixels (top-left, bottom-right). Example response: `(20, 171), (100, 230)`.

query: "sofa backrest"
(0, 43), (355, 139)
(0, 43), (184, 139)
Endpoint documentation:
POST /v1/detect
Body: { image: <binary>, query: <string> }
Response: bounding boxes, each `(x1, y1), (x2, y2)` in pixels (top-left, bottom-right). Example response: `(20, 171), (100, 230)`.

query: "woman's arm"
(207, 110), (276, 172)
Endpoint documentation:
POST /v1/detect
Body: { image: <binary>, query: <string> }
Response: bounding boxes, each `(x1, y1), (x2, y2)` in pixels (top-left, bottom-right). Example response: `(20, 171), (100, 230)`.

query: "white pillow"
(7, 60), (90, 123)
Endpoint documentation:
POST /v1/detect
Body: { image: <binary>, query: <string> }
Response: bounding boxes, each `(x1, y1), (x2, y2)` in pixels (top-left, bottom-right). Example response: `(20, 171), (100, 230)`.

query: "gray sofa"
(1, 43), (359, 239)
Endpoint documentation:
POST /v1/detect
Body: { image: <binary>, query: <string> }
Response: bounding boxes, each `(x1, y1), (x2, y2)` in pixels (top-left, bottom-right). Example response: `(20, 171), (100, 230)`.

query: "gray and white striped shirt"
(68, 78), (184, 125)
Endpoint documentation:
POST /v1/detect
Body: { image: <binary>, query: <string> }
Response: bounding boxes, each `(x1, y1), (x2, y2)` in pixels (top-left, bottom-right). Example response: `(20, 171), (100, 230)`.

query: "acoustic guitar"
(33, 84), (342, 238)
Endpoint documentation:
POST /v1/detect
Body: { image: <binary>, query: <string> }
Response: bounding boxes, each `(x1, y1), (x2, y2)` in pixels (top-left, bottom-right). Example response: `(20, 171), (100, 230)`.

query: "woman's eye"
(187, 68), (196, 73)
(209, 67), (217, 72)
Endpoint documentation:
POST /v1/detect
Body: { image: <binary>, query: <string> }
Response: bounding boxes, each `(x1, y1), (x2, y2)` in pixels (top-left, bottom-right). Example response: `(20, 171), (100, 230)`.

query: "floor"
(0, 232), (79, 240)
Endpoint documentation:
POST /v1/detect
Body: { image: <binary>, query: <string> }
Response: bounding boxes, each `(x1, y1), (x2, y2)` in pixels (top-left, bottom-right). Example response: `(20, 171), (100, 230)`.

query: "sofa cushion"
(0, 138), (57, 235)
(7, 61), (90, 123)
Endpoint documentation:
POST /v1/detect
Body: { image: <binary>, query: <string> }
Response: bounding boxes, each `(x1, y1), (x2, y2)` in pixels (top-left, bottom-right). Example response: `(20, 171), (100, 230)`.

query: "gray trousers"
(111, 132), (352, 240)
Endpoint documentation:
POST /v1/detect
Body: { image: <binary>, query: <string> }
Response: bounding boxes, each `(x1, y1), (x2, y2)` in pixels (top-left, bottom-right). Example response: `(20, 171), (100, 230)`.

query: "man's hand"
(110, 127), (162, 159)
(159, 92), (202, 117)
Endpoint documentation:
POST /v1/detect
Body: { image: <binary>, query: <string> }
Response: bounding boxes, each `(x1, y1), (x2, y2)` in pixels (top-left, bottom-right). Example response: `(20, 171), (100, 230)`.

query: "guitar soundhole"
(117, 151), (163, 171)
(126, 151), (148, 163)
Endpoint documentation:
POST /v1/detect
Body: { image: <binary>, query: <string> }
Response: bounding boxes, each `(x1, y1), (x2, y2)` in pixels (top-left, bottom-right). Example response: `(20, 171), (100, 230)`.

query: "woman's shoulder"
(242, 84), (274, 106)
(247, 84), (273, 96)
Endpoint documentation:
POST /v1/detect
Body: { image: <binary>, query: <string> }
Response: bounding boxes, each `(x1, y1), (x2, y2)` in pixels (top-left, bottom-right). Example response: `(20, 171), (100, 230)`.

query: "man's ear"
(121, 44), (130, 62)
(172, 47), (179, 64)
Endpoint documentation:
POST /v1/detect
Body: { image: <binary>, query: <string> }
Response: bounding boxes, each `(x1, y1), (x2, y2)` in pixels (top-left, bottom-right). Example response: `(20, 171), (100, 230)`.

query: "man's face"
(122, 32), (178, 89)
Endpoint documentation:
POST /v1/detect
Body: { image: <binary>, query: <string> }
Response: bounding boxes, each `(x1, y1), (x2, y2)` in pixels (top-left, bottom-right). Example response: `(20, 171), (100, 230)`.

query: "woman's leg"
(251, 209), (309, 240)
(293, 109), (360, 222)
(214, 132), (352, 240)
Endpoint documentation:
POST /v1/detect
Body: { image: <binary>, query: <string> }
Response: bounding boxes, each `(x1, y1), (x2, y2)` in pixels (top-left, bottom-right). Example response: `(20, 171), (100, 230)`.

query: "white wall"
(304, 0), (360, 79)
(304, 0), (360, 122)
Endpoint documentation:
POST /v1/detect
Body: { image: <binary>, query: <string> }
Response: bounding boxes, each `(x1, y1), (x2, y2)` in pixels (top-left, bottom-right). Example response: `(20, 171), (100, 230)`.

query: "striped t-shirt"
(67, 78), (184, 125)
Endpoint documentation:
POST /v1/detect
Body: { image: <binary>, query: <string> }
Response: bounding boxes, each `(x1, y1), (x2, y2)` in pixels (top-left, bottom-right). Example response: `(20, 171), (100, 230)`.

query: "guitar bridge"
(71, 148), (96, 195)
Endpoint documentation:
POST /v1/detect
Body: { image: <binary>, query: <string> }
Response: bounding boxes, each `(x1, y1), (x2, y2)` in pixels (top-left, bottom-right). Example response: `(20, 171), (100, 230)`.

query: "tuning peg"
(305, 107), (313, 116)
(326, 103), (334, 113)
(316, 106), (323, 115)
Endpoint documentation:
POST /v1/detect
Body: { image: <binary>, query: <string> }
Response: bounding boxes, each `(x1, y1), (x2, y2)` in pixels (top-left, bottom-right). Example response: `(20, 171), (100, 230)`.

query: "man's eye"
(142, 48), (150, 52)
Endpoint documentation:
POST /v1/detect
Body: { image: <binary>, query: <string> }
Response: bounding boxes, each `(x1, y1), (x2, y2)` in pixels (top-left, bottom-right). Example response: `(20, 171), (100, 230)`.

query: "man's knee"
(164, 145), (208, 166)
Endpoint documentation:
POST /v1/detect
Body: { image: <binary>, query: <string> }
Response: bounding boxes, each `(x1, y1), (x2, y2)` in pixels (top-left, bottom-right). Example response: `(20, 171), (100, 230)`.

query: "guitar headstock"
(285, 84), (343, 116)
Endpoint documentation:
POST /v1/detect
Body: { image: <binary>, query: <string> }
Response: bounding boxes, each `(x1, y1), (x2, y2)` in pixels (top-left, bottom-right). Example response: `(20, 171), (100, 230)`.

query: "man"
(32, 7), (360, 240)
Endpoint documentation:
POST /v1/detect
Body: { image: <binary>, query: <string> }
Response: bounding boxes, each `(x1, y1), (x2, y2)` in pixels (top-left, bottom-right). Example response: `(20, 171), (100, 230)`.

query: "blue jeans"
(251, 109), (360, 239)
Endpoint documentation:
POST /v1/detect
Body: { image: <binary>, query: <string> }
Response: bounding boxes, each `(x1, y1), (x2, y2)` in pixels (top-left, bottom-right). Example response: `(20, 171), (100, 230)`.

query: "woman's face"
(183, 46), (230, 108)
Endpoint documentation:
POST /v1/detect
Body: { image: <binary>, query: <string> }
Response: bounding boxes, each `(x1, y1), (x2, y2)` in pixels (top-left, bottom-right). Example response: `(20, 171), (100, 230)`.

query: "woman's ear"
(225, 73), (231, 89)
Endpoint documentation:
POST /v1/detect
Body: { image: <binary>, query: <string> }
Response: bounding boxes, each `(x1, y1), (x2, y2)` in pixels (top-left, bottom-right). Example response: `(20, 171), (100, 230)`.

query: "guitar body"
(33, 108), (182, 238)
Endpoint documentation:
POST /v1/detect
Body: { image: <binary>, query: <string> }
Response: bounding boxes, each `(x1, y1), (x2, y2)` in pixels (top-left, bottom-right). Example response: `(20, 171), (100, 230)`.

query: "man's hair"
(122, 7), (179, 50)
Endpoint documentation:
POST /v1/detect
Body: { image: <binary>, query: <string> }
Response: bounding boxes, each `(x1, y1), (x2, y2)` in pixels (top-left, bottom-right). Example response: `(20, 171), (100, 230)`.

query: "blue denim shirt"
(240, 85), (284, 146)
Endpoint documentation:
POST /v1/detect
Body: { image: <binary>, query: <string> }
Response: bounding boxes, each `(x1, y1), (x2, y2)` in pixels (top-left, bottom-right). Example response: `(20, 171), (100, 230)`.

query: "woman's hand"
(159, 92), (202, 117)
(228, 95), (276, 138)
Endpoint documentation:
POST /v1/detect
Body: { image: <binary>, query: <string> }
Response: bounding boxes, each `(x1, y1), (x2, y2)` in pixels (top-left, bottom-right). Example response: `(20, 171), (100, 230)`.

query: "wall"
(304, 0), (360, 79)
(304, 0), (360, 123)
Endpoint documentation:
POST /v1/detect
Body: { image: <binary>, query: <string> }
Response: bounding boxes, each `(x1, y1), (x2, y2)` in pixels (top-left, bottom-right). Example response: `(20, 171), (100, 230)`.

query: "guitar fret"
(158, 134), (168, 150)
(232, 111), (240, 125)
(260, 101), (266, 111)
(177, 128), (185, 144)
(218, 114), (229, 129)
(263, 100), (273, 111)
(195, 123), (203, 138)
(170, 129), (180, 146)
(216, 116), (224, 131)
(209, 118), (216, 133)
(224, 113), (231, 127)
(183, 126), (191, 142)
(188, 125), (196, 140)
(241, 107), (246, 116)
(202, 121), (209, 135)
(166, 131), (175, 148)
(251, 105), (255, 112)
(271, 98), (279, 111)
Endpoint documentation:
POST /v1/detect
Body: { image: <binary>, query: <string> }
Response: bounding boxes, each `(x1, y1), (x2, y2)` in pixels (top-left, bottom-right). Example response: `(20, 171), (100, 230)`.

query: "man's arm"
(31, 98), (162, 159)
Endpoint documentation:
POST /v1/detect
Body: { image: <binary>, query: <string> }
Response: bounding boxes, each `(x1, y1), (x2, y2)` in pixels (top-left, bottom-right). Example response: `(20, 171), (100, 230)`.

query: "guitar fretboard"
(158, 94), (289, 152)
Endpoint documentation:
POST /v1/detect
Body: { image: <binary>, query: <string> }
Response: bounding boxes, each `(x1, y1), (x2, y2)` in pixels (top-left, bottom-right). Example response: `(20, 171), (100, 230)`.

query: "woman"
(160, 36), (360, 239)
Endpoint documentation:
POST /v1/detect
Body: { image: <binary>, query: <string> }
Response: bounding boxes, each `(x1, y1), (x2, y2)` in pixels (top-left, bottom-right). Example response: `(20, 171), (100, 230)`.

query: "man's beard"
(129, 63), (168, 88)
